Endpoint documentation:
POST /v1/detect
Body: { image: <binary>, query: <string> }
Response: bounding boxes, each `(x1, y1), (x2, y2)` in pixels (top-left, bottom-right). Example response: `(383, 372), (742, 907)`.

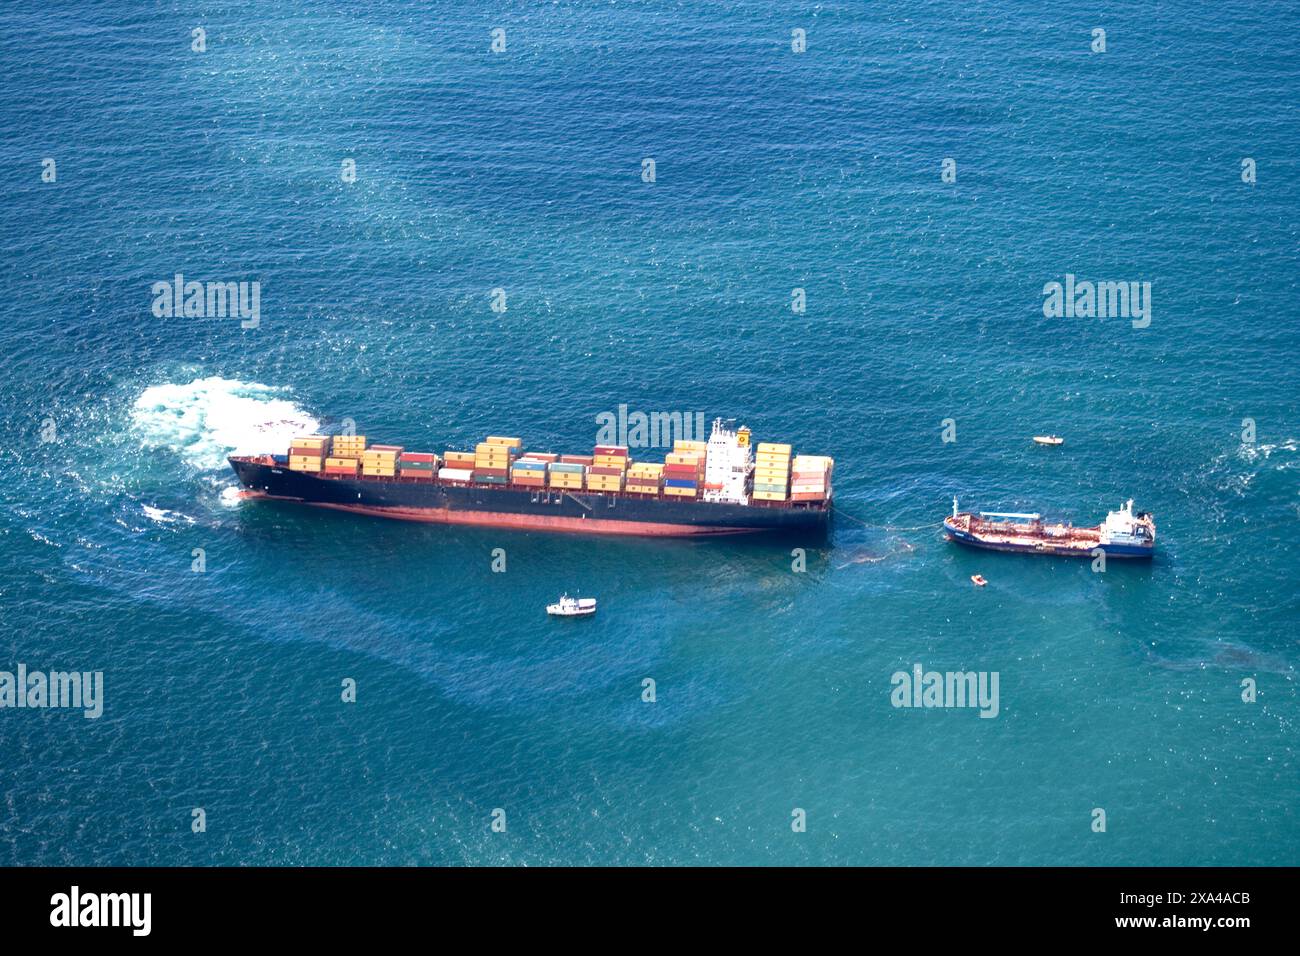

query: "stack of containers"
(663, 450), (704, 497)
(587, 445), (628, 493)
(790, 455), (834, 501)
(288, 435), (328, 472)
(399, 452), (438, 480)
(440, 450), (475, 483)
(323, 455), (360, 477)
(625, 462), (664, 495)
(548, 457), (587, 491)
(510, 457), (548, 488)
(362, 444), (402, 478)
(752, 442), (792, 501)
(331, 434), (367, 460)
(474, 437), (520, 485)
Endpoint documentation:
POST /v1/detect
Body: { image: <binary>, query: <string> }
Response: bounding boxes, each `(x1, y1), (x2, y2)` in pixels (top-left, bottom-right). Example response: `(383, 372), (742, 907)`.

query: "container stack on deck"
(625, 462), (664, 495)
(288, 435), (328, 472)
(790, 455), (833, 501)
(548, 456), (587, 491)
(752, 442), (792, 501)
(324, 455), (359, 477)
(510, 457), (548, 488)
(331, 434), (366, 461)
(439, 449), (475, 483)
(474, 437), (520, 485)
(663, 446), (704, 498)
(362, 444), (401, 478)
(399, 452), (438, 480)
(587, 445), (628, 493)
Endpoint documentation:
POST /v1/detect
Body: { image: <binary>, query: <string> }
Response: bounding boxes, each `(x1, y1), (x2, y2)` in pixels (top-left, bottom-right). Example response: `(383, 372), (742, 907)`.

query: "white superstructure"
(1098, 499), (1155, 547)
(703, 417), (752, 504)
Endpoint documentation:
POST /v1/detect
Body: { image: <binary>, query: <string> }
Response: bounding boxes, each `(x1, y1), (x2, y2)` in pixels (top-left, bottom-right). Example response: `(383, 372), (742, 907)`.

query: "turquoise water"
(0, 0), (1296, 865)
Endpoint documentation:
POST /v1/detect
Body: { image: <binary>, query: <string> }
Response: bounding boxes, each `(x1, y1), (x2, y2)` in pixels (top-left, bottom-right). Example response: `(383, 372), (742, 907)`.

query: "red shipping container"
(400, 469), (434, 480)
(560, 455), (594, 465)
(476, 466), (509, 477)
(512, 476), (546, 487)
(400, 452), (437, 463)
(663, 465), (701, 477)
(589, 465), (625, 477)
(530, 453), (559, 462)
(593, 445), (629, 457)
(370, 444), (403, 452)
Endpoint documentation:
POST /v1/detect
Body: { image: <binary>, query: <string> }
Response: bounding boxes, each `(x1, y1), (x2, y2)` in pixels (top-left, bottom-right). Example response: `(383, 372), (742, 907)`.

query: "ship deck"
(231, 455), (831, 513)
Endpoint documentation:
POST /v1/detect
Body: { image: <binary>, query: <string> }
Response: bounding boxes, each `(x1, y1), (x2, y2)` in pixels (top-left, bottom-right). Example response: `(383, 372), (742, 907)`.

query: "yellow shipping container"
(288, 458), (322, 472)
(665, 453), (703, 466)
(324, 457), (358, 468)
(486, 436), (523, 449)
(792, 455), (833, 470)
(674, 440), (707, 453)
(753, 491), (788, 501)
(292, 435), (329, 448)
(757, 442), (792, 455)
(663, 486), (698, 497)
(444, 451), (475, 464)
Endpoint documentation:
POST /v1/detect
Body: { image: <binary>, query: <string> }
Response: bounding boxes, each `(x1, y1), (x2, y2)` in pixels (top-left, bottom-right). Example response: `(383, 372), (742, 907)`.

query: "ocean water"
(0, 0), (1296, 865)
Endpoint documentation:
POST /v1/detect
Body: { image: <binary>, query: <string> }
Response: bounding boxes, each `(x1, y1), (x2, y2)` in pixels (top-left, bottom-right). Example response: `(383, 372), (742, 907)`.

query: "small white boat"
(1032, 435), (1065, 446)
(546, 593), (597, 617)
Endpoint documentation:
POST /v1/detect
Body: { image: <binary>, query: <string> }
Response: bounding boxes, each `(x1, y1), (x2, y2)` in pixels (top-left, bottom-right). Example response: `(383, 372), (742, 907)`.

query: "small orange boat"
(970, 574), (988, 587)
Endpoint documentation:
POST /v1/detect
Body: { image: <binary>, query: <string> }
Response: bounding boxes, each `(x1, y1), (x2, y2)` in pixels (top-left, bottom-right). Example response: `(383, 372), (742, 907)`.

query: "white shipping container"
(438, 467), (474, 481)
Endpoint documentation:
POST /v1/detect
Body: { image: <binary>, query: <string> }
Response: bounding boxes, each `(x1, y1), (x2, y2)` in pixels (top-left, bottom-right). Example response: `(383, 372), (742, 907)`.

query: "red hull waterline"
(239, 490), (756, 536)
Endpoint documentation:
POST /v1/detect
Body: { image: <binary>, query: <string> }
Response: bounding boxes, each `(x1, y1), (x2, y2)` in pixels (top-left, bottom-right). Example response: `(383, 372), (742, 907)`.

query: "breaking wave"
(130, 377), (319, 471)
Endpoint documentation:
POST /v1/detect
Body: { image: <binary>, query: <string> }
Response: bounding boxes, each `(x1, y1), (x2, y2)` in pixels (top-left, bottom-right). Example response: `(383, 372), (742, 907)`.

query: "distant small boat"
(1033, 435), (1065, 446)
(547, 593), (597, 617)
(970, 574), (988, 587)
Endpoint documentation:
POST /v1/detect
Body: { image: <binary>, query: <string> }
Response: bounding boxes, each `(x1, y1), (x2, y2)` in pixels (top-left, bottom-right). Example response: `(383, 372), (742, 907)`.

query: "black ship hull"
(229, 457), (831, 538)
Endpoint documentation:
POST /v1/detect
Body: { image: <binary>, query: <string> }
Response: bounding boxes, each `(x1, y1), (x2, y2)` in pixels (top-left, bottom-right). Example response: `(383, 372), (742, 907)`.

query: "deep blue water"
(0, 0), (1296, 865)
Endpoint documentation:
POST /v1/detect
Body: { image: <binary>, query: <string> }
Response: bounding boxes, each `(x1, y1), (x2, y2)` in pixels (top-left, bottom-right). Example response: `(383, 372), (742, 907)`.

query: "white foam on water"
(131, 376), (319, 471)
(141, 504), (196, 525)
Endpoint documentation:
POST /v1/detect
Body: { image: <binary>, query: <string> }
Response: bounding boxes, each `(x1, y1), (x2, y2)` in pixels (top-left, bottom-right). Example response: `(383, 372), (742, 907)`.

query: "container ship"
(228, 419), (832, 537)
(943, 498), (1155, 558)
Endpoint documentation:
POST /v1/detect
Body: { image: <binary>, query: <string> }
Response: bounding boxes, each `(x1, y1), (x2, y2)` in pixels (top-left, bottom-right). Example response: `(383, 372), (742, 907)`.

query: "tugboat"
(944, 498), (1155, 558)
(546, 593), (597, 617)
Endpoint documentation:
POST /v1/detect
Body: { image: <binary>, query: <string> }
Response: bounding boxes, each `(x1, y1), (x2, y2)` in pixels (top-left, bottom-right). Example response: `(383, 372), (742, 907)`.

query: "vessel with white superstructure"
(943, 498), (1155, 558)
